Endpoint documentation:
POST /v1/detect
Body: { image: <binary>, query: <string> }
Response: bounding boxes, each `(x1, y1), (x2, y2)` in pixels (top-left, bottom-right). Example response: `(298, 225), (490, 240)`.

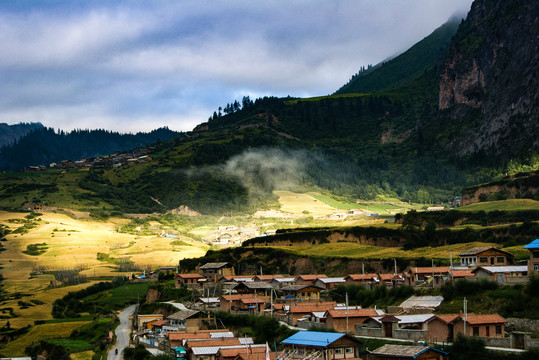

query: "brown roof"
(296, 274), (327, 281)
(408, 267), (450, 274)
(240, 297), (264, 305)
(147, 319), (167, 327)
(220, 294), (258, 301)
(451, 270), (474, 278)
(379, 274), (404, 281)
(186, 338), (242, 348)
(169, 332), (212, 341)
(345, 274), (378, 281)
(219, 347), (267, 358)
(254, 275), (284, 281)
(177, 273), (204, 279)
(289, 302), (336, 314)
(167, 309), (200, 320)
(327, 308), (378, 318)
(435, 314), (460, 324)
(465, 314), (507, 325)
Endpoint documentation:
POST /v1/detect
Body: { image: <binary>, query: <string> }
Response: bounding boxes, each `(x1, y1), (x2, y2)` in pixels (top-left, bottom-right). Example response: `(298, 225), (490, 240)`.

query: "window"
(496, 325), (502, 335)
(497, 257), (505, 263)
(346, 348), (354, 354)
(534, 264), (539, 271)
(335, 348), (343, 354)
(479, 257), (488, 263)
(473, 327), (479, 336)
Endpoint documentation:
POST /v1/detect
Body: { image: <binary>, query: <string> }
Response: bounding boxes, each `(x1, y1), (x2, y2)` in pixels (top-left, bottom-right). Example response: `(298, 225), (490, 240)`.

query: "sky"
(0, 0), (473, 133)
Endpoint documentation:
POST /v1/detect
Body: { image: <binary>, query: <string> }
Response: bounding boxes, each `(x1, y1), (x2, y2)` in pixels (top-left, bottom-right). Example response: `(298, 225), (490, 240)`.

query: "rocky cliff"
(439, 0), (539, 157)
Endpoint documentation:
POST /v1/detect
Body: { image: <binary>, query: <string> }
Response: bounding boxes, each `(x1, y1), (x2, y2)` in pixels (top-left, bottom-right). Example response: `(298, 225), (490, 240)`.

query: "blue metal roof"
(281, 331), (345, 347)
(524, 239), (539, 249)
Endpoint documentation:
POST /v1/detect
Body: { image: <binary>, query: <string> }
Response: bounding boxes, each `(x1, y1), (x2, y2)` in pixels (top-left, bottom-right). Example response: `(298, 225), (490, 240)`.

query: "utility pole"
(449, 251), (453, 282)
(463, 297), (468, 336)
(345, 292), (349, 334)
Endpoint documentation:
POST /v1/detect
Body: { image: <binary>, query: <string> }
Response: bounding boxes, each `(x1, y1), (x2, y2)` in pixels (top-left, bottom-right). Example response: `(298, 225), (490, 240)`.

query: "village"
(126, 239), (539, 360)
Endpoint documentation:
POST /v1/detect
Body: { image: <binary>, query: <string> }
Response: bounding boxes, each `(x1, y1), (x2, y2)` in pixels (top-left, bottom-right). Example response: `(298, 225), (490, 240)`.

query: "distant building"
(524, 239), (539, 273)
(458, 247), (514, 267)
(471, 265), (528, 284)
(369, 344), (448, 360)
(280, 331), (365, 360)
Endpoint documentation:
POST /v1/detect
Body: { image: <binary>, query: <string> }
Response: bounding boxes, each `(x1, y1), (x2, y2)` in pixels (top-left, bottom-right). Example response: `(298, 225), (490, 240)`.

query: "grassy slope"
(456, 199), (539, 212)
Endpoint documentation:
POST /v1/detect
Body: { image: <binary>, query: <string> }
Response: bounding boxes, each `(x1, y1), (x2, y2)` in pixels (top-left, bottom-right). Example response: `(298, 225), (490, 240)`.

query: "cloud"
(0, 0), (473, 133)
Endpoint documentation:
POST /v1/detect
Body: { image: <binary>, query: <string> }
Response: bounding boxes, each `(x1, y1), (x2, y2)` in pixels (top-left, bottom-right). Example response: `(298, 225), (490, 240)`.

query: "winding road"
(108, 304), (137, 360)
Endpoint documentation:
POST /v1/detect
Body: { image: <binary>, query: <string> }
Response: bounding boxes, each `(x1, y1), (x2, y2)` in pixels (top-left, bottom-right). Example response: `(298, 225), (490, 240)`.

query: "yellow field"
(0, 211), (208, 328)
(276, 190), (336, 215)
(0, 321), (91, 357)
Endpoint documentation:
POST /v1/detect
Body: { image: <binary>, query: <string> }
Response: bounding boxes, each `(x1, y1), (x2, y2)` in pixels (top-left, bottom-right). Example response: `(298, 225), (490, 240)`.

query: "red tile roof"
(408, 267), (451, 274)
(177, 273), (204, 279)
(327, 308), (378, 318)
(451, 270), (474, 278)
(169, 332), (211, 341)
(186, 338), (242, 348)
(379, 274), (404, 281)
(289, 302), (337, 314)
(220, 294), (258, 301)
(236, 352), (275, 360)
(465, 314), (507, 325)
(219, 347), (267, 358)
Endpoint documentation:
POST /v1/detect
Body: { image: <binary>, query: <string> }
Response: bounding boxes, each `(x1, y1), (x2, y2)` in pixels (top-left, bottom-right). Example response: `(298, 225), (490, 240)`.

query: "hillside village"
(122, 239), (539, 359)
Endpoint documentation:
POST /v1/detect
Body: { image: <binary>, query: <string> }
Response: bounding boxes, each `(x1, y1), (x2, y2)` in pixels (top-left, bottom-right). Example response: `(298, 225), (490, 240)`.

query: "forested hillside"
(0, 127), (180, 171)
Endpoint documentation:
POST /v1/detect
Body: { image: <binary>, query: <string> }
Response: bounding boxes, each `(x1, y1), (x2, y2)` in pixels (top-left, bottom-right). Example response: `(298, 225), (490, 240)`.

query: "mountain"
(0, 0), (537, 216)
(439, 0), (539, 158)
(0, 127), (180, 171)
(336, 17), (461, 94)
(0, 122), (44, 148)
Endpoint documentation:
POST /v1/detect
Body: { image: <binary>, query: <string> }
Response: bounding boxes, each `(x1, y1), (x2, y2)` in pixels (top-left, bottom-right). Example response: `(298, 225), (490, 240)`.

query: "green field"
(457, 199), (539, 212)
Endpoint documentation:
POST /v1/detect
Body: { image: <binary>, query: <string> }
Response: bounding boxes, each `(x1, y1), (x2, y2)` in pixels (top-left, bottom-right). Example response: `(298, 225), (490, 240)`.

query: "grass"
(457, 199), (539, 212)
(92, 283), (151, 306)
(0, 321), (90, 357)
(47, 338), (92, 352)
(269, 241), (510, 260)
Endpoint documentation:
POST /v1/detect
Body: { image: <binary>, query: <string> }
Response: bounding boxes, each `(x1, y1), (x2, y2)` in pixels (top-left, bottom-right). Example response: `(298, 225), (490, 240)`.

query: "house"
(369, 344), (447, 360)
(253, 274), (284, 282)
(137, 314), (164, 330)
(190, 345), (266, 360)
(471, 266), (528, 284)
(378, 274), (405, 288)
(450, 269), (474, 280)
(269, 277), (296, 289)
(166, 310), (203, 331)
(295, 274), (327, 285)
(168, 330), (234, 348)
(426, 207), (445, 212)
(195, 297), (220, 308)
(524, 239), (539, 273)
(357, 314), (451, 343)
(405, 267), (451, 287)
(324, 308), (379, 333)
(286, 303), (337, 326)
(458, 247), (514, 268)
(176, 273), (205, 289)
(314, 277), (346, 290)
(219, 294), (265, 314)
(279, 284), (323, 302)
(453, 314), (507, 338)
(217, 346), (268, 360)
(234, 282), (273, 296)
(234, 350), (276, 360)
(199, 262), (235, 283)
(280, 331), (365, 360)
(398, 295), (444, 313)
(348, 209), (364, 216)
(344, 274), (378, 288)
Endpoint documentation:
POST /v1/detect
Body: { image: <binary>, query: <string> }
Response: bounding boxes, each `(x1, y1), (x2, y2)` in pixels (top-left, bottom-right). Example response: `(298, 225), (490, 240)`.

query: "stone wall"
(507, 318), (539, 333)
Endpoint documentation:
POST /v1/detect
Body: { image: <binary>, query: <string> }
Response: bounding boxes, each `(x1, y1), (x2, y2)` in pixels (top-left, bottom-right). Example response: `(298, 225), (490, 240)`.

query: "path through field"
(109, 304), (136, 360)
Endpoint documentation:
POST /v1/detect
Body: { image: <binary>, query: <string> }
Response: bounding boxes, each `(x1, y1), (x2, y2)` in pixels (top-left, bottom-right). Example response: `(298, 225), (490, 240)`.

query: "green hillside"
(336, 17), (460, 94)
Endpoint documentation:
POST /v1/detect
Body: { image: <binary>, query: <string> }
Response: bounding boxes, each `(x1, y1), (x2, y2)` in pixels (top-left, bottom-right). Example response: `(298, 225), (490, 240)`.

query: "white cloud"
(0, 0), (473, 132)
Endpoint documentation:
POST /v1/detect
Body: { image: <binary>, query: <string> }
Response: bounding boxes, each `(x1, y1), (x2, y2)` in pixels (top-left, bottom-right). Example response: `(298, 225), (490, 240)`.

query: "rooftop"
(199, 262), (229, 270)
(524, 239), (539, 249)
(281, 331), (345, 347)
(167, 309), (200, 321)
(371, 344), (447, 358)
(472, 266), (528, 274)
(326, 308), (378, 318)
(465, 314), (507, 325)
(399, 295), (444, 309)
